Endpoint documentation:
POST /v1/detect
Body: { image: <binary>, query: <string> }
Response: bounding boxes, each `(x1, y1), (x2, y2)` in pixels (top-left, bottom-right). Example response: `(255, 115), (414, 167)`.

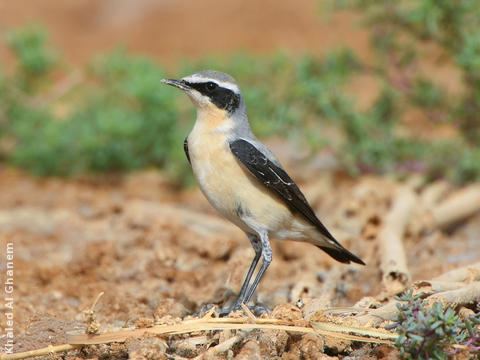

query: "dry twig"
(419, 181), (451, 209)
(355, 263), (480, 327)
(0, 317), (397, 360)
(83, 292), (104, 335)
(192, 334), (243, 360)
(413, 280), (468, 293)
(0, 344), (81, 360)
(433, 262), (480, 282)
(378, 186), (415, 294)
(425, 282), (480, 307)
(430, 185), (480, 229)
(240, 303), (257, 322)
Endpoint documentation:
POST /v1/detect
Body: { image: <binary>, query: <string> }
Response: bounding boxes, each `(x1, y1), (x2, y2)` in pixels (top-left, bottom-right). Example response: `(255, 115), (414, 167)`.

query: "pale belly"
(188, 133), (295, 236)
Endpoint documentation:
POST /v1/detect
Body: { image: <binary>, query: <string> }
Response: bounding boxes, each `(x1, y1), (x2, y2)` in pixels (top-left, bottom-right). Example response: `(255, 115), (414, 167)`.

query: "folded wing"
(229, 138), (365, 265)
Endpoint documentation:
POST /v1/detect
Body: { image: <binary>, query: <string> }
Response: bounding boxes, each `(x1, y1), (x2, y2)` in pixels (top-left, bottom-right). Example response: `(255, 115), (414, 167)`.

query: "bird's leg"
(243, 231), (272, 304)
(216, 231), (272, 317)
(231, 234), (262, 308)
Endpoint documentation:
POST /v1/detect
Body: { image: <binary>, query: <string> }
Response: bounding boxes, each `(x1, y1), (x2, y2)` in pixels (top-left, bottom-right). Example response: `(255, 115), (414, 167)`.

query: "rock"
(298, 333), (326, 360)
(154, 298), (188, 320)
(374, 344), (399, 360)
(134, 317), (155, 328)
(235, 340), (262, 360)
(302, 297), (330, 321)
(324, 336), (351, 355)
(256, 329), (289, 357)
(271, 303), (304, 322)
(126, 336), (167, 360)
(82, 343), (129, 359)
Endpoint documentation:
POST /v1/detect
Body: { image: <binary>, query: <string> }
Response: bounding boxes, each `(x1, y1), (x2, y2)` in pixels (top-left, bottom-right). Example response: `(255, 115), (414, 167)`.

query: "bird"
(162, 70), (365, 314)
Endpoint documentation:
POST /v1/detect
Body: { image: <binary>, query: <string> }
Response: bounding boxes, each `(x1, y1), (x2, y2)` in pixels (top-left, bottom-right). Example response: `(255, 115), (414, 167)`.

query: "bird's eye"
(205, 82), (218, 91)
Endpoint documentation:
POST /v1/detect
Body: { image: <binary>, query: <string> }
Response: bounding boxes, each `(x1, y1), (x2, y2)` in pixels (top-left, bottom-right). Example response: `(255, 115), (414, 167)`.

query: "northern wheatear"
(162, 71), (365, 313)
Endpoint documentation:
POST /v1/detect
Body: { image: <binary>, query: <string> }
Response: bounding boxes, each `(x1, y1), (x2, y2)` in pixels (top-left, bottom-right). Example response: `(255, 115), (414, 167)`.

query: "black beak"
(161, 78), (191, 91)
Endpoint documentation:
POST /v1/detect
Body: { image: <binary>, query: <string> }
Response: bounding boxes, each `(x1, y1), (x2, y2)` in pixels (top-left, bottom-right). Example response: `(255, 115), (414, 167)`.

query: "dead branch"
(407, 181), (452, 235)
(354, 301), (399, 327)
(319, 266), (344, 307)
(425, 282), (480, 307)
(0, 344), (80, 360)
(378, 186), (416, 295)
(413, 280), (468, 293)
(311, 321), (397, 343)
(355, 262), (480, 327)
(430, 185), (480, 229)
(433, 262), (480, 282)
(419, 180), (451, 209)
(67, 320), (316, 345)
(355, 280), (480, 327)
(192, 335), (243, 360)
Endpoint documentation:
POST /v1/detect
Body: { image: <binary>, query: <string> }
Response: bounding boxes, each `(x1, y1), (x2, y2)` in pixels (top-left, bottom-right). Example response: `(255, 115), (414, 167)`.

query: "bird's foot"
(217, 303), (270, 317)
(198, 303), (270, 318)
(198, 303), (217, 316)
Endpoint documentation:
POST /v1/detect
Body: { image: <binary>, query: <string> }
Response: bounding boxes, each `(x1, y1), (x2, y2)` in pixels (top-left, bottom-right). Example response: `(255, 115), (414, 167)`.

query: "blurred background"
(1, 0), (479, 184)
(1, 1), (480, 358)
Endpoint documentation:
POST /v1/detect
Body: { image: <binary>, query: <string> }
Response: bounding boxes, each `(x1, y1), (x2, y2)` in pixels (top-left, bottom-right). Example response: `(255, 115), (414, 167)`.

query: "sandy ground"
(0, 165), (478, 359)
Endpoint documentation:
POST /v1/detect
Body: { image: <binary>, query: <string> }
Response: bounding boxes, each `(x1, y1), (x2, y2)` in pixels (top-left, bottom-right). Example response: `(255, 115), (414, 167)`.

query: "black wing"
(230, 139), (365, 265)
(184, 137), (191, 164)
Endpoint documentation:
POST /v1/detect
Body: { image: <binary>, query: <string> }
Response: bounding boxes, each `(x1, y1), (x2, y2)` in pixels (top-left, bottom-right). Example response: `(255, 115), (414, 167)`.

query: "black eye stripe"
(183, 81), (241, 113)
(184, 81), (218, 93)
(206, 82), (217, 91)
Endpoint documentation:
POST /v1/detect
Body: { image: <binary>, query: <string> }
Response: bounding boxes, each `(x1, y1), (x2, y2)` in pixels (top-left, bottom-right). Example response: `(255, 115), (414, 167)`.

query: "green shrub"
(1, 39), (192, 185)
(3, 11), (480, 185)
(387, 290), (480, 359)
(329, 0), (480, 181)
(6, 25), (56, 77)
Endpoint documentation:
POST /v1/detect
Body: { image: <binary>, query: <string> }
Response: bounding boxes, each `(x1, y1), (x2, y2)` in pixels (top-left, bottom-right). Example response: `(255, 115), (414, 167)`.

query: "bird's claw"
(199, 303), (217, 316)
(200, 303), (270, 317)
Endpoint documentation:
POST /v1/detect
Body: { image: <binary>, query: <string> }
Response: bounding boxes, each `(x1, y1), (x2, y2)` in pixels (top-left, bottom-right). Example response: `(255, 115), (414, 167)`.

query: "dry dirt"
(0, 165), (479, 359)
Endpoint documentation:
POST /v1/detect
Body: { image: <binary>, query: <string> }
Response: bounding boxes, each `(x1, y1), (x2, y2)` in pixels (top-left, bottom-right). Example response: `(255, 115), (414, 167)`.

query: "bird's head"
(162, 70), (245, 117)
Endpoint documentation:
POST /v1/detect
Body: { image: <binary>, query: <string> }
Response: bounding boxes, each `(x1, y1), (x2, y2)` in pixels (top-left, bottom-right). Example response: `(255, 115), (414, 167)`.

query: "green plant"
(1, 32), (194, 185)
(327, 0), (480, 181)
(6, 25), (57, 73)
(3, 14), (480, 185)
(387, 290), (480, 359)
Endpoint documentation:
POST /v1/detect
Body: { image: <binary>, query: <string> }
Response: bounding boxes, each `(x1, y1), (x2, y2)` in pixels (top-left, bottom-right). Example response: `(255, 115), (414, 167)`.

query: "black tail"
(318, 245), (365, 265)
